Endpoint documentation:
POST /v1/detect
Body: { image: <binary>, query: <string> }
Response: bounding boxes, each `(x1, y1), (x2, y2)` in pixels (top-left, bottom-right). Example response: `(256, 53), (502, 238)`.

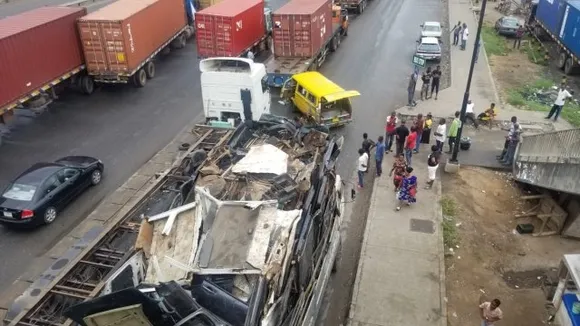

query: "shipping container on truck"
(0, 6), (94, 123)
(195, 0), (272, 59)
(78, 0), (194, 88)
(263, 0), (348, 88)
(530, 0), (580, 74)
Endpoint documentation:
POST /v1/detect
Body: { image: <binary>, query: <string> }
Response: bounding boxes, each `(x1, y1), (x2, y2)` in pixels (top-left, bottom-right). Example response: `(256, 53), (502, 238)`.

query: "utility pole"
(450, 0), (488, 163)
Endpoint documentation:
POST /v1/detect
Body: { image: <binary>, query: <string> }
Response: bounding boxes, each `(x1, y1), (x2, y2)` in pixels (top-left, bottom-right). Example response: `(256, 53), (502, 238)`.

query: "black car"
(0, 156), (104, 226)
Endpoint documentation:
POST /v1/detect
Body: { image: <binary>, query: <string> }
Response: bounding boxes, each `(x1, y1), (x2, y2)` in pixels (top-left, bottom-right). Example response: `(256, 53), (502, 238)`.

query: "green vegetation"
(481, 25), (508, 57)
(522, 39), (549, 66)
(506, 78), (580, 127)
(441, 196), (459, 249)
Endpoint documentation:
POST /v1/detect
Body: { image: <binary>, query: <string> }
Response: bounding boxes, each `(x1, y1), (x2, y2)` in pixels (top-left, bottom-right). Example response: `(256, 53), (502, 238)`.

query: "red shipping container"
(0, 7), (86, 114)
(195, 0), (265, 58)
(272, 0), (333, 58)
(78, 0), (187, 78)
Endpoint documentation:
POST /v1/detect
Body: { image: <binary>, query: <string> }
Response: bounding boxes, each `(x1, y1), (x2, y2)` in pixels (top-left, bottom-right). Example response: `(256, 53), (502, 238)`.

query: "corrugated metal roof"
(198, 0), (262, 16)
(80, 0), (157, 21)
(0, 6), (84, 39)
(275, 0), (329, 15)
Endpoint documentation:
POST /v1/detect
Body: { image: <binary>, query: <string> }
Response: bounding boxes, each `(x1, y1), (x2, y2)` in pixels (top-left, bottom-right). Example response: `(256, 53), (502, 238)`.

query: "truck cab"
(200, 58), (271, 127)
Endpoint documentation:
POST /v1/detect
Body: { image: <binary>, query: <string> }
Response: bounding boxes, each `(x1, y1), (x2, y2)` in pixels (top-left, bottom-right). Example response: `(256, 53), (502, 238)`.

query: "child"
(389, 154), (406, 191)
(425, 145), (441, 189)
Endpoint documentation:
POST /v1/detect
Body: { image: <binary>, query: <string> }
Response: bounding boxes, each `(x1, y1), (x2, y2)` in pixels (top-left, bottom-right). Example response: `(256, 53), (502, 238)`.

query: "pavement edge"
(434, 176), (448, 326)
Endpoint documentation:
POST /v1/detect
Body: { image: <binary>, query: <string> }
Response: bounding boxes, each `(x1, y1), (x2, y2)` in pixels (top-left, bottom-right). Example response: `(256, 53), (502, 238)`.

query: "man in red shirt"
(405, 126), (417, 166)
(385, 112), (398, 153)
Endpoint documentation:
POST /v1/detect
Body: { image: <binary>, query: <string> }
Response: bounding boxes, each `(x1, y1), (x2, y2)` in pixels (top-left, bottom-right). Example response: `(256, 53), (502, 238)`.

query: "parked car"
(420, 21), (443, 38)
(0, 156), (104, 226)
(415, 37), (442, 61)
(495, 16), (520, 36)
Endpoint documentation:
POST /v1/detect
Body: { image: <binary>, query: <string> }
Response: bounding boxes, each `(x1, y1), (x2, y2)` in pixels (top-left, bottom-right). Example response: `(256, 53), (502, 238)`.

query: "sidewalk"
(347, 151), (446, 326)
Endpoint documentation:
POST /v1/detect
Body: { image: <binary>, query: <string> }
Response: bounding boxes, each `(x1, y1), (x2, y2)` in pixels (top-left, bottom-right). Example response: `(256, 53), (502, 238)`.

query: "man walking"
(408, 70), (419, 107)
(514, 25), (524, 49)
(420, 67), (432, 101)
(465, 100), (479, 128)
(546, 83), (573, 121)
(461, 23), (469, 50)
(375, 136), (386, 177)
(479, 299), (503, 326)
(414, 113), (424, 153)
(430, 65), (442, 100)
(434, 118), (447, 152)
(451, 21), (462, 46)
(446, 111), (461, 154)
(405, 126), (417, 166)
(385, 112), (398, 153)
(357, 148), (368, 188)
(395, 120), (410, 156)
(498, 116), (517, 161)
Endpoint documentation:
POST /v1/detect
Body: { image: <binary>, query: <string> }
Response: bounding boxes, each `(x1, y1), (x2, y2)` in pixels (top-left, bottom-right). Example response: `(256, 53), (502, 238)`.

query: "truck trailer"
(264, 0), (348, 88)
(530, 0), (580, 74)
(78, 0), (195, 87)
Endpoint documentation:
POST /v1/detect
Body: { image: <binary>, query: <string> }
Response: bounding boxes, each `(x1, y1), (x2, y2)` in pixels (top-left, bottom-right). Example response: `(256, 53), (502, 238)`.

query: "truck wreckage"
(6, 115), (345, 326)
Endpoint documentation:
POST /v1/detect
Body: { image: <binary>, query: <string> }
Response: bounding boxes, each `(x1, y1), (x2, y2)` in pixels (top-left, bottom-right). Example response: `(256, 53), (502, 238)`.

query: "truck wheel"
(80, 75), (95, 95)
(330, 36), (338, 52)
(564, 57), (578, 75)
(171, 34), (187, 49)
(557, 52), (567, 69)
(161, 47), (171, 55)
(145, 61), (156, 79)
(357, 3), (363, 14)
(132, 69), (147, 88)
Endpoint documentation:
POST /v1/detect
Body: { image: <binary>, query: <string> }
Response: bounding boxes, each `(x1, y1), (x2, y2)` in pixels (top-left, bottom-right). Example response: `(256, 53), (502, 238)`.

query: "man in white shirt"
(357, 148), (368, 188)
(461, 23), (469, 50)
(479, 298), (503, 326)
(465, 99), (479, 128)
(433, 118), (447, 152)
(546, 83), (573, 121)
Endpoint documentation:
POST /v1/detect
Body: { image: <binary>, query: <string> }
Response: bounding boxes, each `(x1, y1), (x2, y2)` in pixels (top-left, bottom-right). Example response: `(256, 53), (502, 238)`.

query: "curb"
(434, 176), (448, 326)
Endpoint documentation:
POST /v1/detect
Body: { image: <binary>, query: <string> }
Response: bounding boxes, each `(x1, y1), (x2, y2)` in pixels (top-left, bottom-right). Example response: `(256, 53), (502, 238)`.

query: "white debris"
(480, 289), (486, 294)
(452, 312), (458, 318)
(232, 144), (288, 175)
(449, 248), (454, 252)
(515, 285), (520, 288)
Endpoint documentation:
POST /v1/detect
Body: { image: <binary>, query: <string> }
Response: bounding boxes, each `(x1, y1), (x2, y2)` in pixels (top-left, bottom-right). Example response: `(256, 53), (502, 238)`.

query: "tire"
(132, 69), (147, 88)
(161, 47), (171, 55)
(43, 207), (57, 225)
(557, 52), (567, 69)
(90, 169), (103, 186)
(80, 75), (95, 95)
(357, 3), (363, 14)
(330, 36), (338, 52)
(145, 61), (156, 79)
(171, 33), (187, 49)
(564, 57), (577, 75)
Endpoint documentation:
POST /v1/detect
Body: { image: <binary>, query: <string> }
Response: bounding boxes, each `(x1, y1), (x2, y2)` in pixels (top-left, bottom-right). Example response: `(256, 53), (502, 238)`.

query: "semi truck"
(338, 0), (369, 14)
(264, 0), (349, 88)
(529, 0), (580, 74)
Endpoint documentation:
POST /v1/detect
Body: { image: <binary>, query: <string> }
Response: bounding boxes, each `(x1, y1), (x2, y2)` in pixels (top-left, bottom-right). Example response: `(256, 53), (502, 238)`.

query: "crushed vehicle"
(60, 117), (345, 326)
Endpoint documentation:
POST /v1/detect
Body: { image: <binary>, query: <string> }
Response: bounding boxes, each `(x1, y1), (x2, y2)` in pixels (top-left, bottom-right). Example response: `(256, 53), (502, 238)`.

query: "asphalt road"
(0, 0), (443, 323)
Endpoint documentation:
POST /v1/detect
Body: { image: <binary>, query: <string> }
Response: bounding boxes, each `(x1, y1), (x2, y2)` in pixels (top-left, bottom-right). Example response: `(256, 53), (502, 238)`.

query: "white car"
(420, 21), (443, 38)
(415, 37), (442, 61)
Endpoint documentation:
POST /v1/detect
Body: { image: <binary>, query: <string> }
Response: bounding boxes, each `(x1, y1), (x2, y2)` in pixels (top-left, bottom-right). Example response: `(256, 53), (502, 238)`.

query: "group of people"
(419, 66), (443, 101)
(451, 21), (469, 50)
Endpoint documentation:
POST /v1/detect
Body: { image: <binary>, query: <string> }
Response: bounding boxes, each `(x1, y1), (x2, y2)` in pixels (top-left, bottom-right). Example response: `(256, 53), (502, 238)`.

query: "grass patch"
(506, 78), (580, 127)
(522, 38), (548, 66)
(481, 25), (509, 57)
(441, 196), (459, 249)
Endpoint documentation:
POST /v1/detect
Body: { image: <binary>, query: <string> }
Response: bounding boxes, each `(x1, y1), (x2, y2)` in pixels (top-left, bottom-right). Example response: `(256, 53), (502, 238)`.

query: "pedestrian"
(498, 116), (517, 161)
(500, 122), (522, 166)
(425, 145), (441, 189)
(357, 148), (368, 188)
(451, 21), (462, 46)
(362, 132), (375, 156)
(478, 102), (498, 129)
(479, 298), (503, 326)
(420, 67), (432, 101)
(434, 118), (447, 152)
(461, 23), (469, 50)
(247, 50), (255, 60)
(546, 83), (573, 121)
(446, 111), (461, 153)
(385, 112), (398, 153)
(389, 154), (407, 190)
(414, 114), (424, 153)
(514, 25), (525, 49)
(421, 113), (433, 144)
(474, 40), (481, 63)
(465, 100), (479, 128)
(394, 120), (410, 156)
(430, 66), (442, 100)
(375, 136), (386, 177)
(408, 70), (419, 107)
(405, 126), (417, 166)
(395, 166), (417, 211)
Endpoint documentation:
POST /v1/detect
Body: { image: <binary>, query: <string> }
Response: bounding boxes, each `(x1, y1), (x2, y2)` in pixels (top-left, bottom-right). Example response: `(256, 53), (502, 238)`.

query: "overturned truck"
(61, 116), (345, 326)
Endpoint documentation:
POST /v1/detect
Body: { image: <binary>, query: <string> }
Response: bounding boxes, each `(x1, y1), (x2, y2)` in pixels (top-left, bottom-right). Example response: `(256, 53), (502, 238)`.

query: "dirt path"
(442, 167), (580, 326)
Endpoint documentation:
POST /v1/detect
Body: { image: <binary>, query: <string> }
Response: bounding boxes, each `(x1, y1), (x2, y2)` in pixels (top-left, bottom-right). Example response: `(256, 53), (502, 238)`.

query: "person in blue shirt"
(375, 136), (386, 177)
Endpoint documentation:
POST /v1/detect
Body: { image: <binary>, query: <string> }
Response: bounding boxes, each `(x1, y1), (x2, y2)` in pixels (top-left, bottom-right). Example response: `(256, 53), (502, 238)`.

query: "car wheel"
(91, 169), (103, 186)
(44, 207), (57, 224)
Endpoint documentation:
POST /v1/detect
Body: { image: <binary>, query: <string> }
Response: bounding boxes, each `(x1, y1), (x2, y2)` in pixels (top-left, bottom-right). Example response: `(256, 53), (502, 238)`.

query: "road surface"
(0, 0), (446, 323)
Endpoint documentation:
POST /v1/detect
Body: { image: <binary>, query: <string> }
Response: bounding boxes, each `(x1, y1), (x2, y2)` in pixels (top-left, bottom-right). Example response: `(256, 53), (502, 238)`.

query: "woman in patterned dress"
(396, 166), (417, 211)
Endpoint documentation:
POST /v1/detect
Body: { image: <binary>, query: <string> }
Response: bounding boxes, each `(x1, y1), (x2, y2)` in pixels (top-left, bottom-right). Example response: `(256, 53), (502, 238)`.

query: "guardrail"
(514, 128), (580, 195)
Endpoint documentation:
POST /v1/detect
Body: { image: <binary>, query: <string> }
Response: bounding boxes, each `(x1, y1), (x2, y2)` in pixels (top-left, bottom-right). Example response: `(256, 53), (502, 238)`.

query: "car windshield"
(503, 18), (518, 27)
(2, 183), (37, 201)
(424, 25), (441, 32)
(419, 43), (440, 52)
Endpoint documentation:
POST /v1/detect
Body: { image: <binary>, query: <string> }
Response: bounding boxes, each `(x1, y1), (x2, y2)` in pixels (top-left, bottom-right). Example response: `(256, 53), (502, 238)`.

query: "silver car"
(416, 37), (442, 61)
